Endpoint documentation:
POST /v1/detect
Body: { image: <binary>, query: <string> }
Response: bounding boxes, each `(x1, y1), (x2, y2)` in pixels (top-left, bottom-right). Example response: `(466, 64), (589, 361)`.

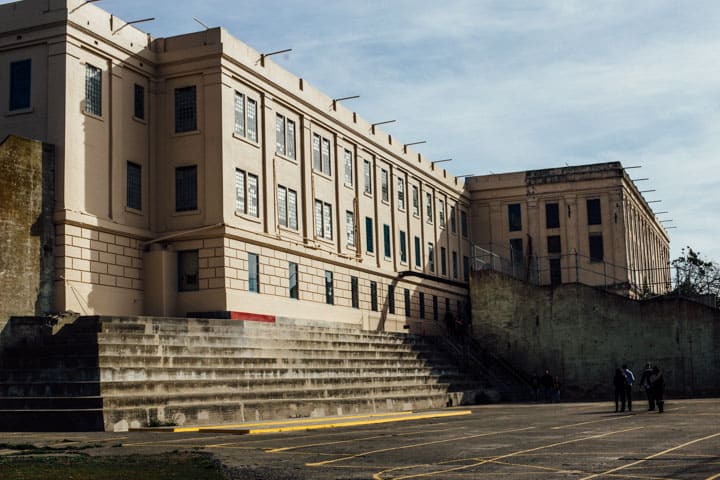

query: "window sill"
(232, 132), (260, 147)
(173, 129), (201, 137)
(381, 199), (390, 206)
(82, 109), (103, 121)
(412, 212), (420, 219)
(363, 191), (373, 198)
(275, 152), (298, 164)
(235, 211), (261, 223)
(314, 236), (335, 247)
(279, 224), (300, 235)
(313, 169), (333, 181)
(173, 208), (201, 217)
(132, 115), (147, 125)
(5, 107), (34, 117)
(125, 206), (144, 216)
(343, 182), (354, 190)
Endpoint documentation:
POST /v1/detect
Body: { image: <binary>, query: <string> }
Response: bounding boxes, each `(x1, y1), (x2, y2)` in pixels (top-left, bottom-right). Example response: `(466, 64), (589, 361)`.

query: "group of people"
(613, 363), (665, 413)
(531, 370), (562, 403)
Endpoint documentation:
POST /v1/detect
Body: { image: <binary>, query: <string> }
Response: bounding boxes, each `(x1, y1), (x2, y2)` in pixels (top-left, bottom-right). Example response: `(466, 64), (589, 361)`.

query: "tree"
(671, 246), (720, 300)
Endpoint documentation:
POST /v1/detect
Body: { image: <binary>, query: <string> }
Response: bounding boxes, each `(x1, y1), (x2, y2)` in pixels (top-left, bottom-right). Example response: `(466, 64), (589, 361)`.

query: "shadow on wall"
(0, 315), (103, 431)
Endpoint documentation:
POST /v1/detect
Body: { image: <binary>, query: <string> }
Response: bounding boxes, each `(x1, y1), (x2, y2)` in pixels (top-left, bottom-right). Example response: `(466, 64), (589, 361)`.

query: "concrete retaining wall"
(470, 270), (720, 399)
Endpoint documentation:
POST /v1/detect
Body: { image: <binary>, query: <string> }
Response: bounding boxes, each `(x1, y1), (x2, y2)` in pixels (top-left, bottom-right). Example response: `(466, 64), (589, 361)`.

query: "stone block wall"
(470, 270), (720, 399)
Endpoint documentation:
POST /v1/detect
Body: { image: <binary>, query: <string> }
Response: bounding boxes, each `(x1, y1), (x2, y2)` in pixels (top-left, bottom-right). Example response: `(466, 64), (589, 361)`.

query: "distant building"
(0, 0), (470, 333)
(467, 162), (671, 296)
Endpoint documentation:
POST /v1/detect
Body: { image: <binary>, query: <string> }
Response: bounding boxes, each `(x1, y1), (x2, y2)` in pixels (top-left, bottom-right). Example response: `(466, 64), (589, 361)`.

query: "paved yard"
(1, 399), (719, 479)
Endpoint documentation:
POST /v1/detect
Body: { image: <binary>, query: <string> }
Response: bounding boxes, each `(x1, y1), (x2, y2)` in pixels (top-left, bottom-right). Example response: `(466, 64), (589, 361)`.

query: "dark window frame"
(589, 234), (604, 262)
(546, 202), (560, 229)
(177, 250), (199, 292)
(325, 270), (334, 305)
(508, 203), (522, 232)
(587, 199), (602, 225)
(370, 281), (378, 311)
(248, 252), (260, 293)
(133, 83), (145, 120)
(174, 85), (197, 133)
(288, 262), (299, 299)
(351, 276), (359, 309)
(126, 161), (142, 210)
(9, 59), (31, 111)
(175, 165), (197, 212)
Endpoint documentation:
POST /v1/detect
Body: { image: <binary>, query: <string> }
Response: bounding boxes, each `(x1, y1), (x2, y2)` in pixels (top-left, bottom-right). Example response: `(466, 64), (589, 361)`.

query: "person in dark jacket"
(639, 363), (655, 411)
(650, 366), (665, 413)
(613, 368), (626, 412)
(540, 370), (554, 403)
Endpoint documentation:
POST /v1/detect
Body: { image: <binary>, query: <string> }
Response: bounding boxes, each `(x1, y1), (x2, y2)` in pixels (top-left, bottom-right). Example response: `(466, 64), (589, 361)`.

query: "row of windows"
(508, 199), (603, 232)
(177, 249), (462, 318)
(509, 234), (604, 264)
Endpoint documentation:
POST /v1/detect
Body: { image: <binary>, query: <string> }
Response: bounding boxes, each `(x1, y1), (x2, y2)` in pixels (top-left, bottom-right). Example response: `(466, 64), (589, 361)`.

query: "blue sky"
(10, 0), (720, 263)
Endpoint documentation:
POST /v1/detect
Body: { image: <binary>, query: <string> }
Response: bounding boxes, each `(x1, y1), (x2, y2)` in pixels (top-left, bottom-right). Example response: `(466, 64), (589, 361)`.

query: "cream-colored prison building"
(0, 0), (472, 333)
(468, 163), (671, 296)
(0, 0), (670, 330)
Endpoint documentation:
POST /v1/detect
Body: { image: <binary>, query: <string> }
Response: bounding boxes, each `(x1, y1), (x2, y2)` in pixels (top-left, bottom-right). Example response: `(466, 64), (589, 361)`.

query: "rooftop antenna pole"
(332, 95), (360, 110)
(70, 0), (101, 14)
(260, 48), (292, 67)
(431, 159), (452, 165)
(403, 141), (426, 153)
(193, 17), (210, 30)
(113, 17), (155, 35)
(371, 120), (395, 134)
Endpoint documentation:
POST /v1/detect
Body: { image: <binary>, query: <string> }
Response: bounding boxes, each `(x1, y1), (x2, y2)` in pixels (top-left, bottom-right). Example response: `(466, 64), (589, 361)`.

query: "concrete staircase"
(0, 315), (502, 432)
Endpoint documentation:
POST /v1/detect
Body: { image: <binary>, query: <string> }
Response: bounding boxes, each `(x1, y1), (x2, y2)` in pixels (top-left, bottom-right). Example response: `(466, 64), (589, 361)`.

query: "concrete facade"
(0, 135), (54, 329)
(467, 163), (671, 297)
(470, 270), (720, 399)
(0, 0), (470, 333)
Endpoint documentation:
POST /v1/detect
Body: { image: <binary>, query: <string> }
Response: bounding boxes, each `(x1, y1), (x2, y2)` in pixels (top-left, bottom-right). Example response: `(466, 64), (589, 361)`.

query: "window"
(383, 224), (391, 258)
(275, 114), (296, 159)
(404, 289), (411, 317)
(397, 178), (405, 210)
(312, 134), (331, 175)
(399, 230), (407, 264)
(370, 281), (378, 311)
(365, 217), (374, 253)
(388, 284), (395, 314)
(248, 253), (260, 292)
(419, 292), (425, 319)
(546, 203), (560, 229)
(547, 235), (561, 254)
(314, 200), (332, 240)
(510, 238), (524, 264)
(363, 160), (372, 193)
(381, 169), (389, 202)
(428, 242), (435, 273)
(175, 165), (197, 212)
(452, 251), (458, 279)
(277, 185), (298, 229)
(440, 247), (447, 276)
(587, 199), (602, 225)
(461, 211), (468, 238)
(344, 150), (353, 185)
(426, 192), (433, 222)
(463, 255), (470, 282)
(346, 211), (355, 247)
(289, 262), (299, 299)
(174, 86), (196, 133)
(450, 206), (456, 234)
(325, 271), (334, 305)
(234, 92), (257, 142)
(235, 169), (259, 217)
(126, 162), (142, 210)
(412, 185), (419, 216)
(177, 250), (199, 292)
(550, 258), (562, 286)
(439, 199), (445, 228)
(445, 297), (451, 320)
(9, 59), (31, 111)
(133, 84), (144, 120)
(351, 276), (359, 309)
(589, 234), (604, 262)
(84, 64), (102, 116)
(508, 203), (522, 232)
(433, 295), (439, 321)
(414, 236), (421, 268)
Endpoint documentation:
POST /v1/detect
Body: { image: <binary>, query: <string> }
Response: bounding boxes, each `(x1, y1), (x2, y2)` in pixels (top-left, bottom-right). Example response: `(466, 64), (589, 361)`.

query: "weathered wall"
(470, 270), (720, 399)
(0, 135), (54, 330)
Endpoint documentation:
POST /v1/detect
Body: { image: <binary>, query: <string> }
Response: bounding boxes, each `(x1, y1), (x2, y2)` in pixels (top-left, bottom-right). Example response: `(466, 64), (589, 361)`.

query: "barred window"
(363, 160), (372, 193)
(428, 242), (435, 272)
(414, 236), (421, 268)
(177, 250), (199, 292)
(397, 178), (405, 210)
(278, 185), (287, 227)
(126, 162), (142, 210)
(247, 173), (258, 217)
(234, 92), (245, 136)
(325, 270), (334, 305)
(277, 185), (298, 230)
(313, 134), (321, 171)
(248, 253), (260, 292)
(346, 210), (355, 246)
(441, 246), (447, 276)
(508, 203), (522, 231)
(450, 206), (456, 233)
(289, 262), (299, 299)
(174, 86), (196, 133)
(247, 98), (257, 142)
(235, 169), (259, 217)
(288, 189), (297, 230)
(383, 224), (391, 258)
(365, 217), (374, 253)
(399, 230), (407, 264)
(412, 185), (419, 216)
(351, 276), (359, 309)
(381, 169), (389, 202)
(321, 138), (331, 176)
(439, 199), (445, 228)
(275, 114), (296, 159)
(314, 200), (332, 240)
(344, 149), (353, 185)
(323, 202), (332, 240)
(235, 169), (245, 213)
(426, 192), (433, 222)
(133, 84), (144, 120)
(84, 64), (102, 116)
(9, 59), (31, 111)
(175, 165), (197, 212)
(461, 210), (468, 238)
(234, 92), (258, 142)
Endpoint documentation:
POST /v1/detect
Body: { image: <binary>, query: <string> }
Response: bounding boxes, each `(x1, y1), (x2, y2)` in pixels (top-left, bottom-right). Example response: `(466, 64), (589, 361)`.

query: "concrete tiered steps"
(0, 315), (510, 432)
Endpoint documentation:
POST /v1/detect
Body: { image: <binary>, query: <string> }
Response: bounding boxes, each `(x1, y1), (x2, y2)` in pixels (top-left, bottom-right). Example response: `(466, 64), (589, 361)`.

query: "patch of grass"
(0, 451), (225, 480)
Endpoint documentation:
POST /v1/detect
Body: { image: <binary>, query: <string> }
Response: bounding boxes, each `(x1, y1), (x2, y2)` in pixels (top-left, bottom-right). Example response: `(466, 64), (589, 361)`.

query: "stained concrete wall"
(470, 270), (720, 399)
(0, 135), (54, 330)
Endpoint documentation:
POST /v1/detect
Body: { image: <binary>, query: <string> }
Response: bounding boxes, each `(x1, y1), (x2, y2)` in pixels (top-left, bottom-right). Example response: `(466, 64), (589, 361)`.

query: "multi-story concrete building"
(467, 163), (671, 296)
(0, 0), (471, 333)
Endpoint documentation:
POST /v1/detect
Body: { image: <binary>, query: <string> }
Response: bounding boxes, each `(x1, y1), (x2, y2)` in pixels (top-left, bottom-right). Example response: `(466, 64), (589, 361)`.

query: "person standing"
(639, 363), (655, 411)
(613, 368), (626, 412)
(553, 375), (562, 403)
(650, 366), (665, 413)
(622, 364), (635, 412)
(540, 370), (553, 403)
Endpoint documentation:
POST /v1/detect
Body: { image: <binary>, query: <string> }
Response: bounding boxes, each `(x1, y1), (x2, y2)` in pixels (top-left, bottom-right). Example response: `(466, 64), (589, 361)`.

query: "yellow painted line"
(579, 432), (720, 480)
(373, 426), (642, 480)
(243, 410), (471, 435)
(705, 473), (720, 480)
(266, 426), (458, 453)
(170, 411), (417, 433)
(308, 425), (534, 468)
(551, 415), (635, 430)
